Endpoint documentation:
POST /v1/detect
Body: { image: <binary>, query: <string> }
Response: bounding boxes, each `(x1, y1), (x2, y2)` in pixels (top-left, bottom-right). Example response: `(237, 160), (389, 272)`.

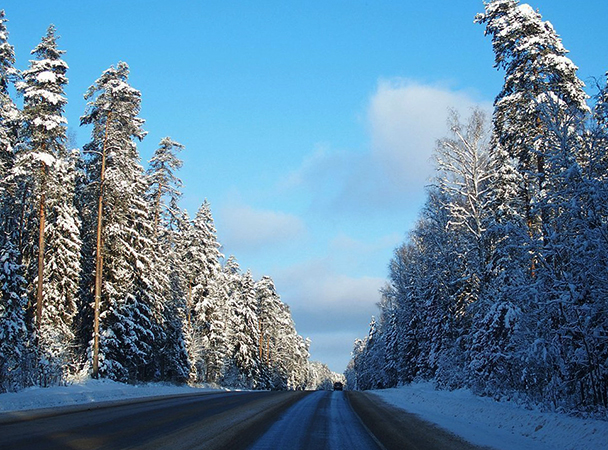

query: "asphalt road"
(0, 390), (490, 450)
(249, 391), (381, 450)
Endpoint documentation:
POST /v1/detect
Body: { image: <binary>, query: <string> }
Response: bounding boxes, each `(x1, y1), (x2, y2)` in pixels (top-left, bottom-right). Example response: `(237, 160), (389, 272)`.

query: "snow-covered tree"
(306, 361), (342, 391)
(14, 24), (69, 332)
(254, 276), (309, 390)
(9, 25), (82, 385)
(0, 240), (31, 392)
(80, 62), (160, 382)
(145, 139), (189, 383)
(220, 263), (261, 388)
(146, 137), (184, 235)
(476, 0), (588, 243)
(39, 149), (81, 383)
(0, 10), (19, 209)
(177, 201), (224, 383)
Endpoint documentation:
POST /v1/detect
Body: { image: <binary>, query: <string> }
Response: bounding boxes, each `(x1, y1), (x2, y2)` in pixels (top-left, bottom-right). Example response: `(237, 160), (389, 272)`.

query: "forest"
(347, 0), (608, 416)
(0, 10), (340, 393)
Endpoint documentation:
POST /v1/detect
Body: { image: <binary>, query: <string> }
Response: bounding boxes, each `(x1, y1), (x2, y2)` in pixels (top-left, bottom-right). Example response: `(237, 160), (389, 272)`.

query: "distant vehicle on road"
(333, 381), (344, 391)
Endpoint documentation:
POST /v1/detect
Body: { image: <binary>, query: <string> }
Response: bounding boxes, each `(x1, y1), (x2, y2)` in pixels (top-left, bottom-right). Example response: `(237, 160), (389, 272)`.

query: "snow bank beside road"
(371, 383), (607, 450)
(0, 379), (221, 413)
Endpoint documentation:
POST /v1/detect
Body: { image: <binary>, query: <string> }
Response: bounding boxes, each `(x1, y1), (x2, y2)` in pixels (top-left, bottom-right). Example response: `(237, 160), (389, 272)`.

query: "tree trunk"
(266, 338), (270, 365)
(92, 113), (110, 378)
(153, 180), (163, 237)
(258, 318), (264, 362)
(187, 280), (192, 327)
(35, 161), (47, 329)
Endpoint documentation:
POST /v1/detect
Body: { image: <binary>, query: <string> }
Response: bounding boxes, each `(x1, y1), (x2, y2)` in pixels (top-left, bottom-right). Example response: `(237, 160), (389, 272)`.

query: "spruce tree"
(0, 10), (19, 210)
(145, 138), (189, 382)
(39, 148), (81, 383)
(147, 137), (184, 235)
(186, 201), (224, 383)
(0, 241), (30, 392)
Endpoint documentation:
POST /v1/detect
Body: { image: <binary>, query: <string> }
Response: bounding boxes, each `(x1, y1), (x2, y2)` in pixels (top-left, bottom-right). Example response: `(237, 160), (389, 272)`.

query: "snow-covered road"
(249, 391), (381, 450)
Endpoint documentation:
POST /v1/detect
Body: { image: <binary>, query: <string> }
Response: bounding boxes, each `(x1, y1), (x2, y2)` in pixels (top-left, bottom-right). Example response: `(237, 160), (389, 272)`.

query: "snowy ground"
(1, 380), (607, 450)
(0, 379), (223, 413)
(371, 383), (608, 450)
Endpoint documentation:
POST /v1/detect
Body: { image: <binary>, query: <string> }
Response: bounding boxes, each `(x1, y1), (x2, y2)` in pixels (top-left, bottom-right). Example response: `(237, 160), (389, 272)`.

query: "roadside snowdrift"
(371, 383), (607, 450)
(0, 379), (221, 413)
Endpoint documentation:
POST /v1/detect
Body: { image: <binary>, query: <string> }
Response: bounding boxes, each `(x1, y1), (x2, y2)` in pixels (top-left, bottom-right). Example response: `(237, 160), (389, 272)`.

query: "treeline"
(347, 0), (608, 415)
(0, 11), (313, 392)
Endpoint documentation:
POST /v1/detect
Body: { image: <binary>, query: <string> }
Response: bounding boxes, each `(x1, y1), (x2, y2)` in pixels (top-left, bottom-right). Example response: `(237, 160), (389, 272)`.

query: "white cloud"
(216, 80), (492, 372)
(283, 78), (491, 215)
(330, 232), (402, 255)
(368, 78), (490, 191)
(276, 258), (384, 322)
(218, 204), (307, 253)
(274, 257), (385, 372)
(307, 331), (362, 373)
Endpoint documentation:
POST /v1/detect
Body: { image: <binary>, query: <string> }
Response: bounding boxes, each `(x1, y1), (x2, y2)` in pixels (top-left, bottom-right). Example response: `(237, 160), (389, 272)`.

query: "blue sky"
(4, 1), (607, 372)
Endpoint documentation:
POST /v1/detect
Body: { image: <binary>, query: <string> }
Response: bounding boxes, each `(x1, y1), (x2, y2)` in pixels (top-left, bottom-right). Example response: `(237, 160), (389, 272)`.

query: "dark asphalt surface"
(0, 390), (491, 450)
(249, 391), (382, 450)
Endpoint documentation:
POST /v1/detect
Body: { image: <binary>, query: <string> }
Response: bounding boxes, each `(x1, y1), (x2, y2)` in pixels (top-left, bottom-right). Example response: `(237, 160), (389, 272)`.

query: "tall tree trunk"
(92, 113), (110, 378)
(187, 280), (192, 327)
(266, 339), (270, 365)
(258, 318), (264, 362)
(35, 161), (47, 329)
(17, 182), (30, 258)
(153, 180), (163, 237)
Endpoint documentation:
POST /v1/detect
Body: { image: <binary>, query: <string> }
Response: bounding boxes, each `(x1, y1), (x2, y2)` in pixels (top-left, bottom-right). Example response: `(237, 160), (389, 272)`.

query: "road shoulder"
(346, 391), (493, 450)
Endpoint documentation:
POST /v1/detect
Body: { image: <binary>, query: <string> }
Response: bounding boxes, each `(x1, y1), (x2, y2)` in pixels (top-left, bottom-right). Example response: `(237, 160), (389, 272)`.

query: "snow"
(517, 4), (538, 20)
(37, 70), (57, 83)
(31, 151), (56, 166)
(0, 378), (223, 413)
(371, 383), (608, 450)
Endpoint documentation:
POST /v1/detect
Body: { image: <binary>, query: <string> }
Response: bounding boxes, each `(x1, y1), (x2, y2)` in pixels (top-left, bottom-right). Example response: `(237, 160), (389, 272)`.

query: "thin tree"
(81, 62), (147, 379)
(16, 25), (68, 331)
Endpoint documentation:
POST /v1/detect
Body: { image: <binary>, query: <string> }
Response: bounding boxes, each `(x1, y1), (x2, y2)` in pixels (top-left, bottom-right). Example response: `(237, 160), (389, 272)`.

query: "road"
(0, 390), (490, 450)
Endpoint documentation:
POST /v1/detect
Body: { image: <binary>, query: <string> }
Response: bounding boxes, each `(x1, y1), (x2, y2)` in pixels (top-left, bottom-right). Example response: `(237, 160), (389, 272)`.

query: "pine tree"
(80, 62), (158, 382)
(14, 25), (69, 334)
(11, 25), (81, 385)
(476, 0), (588, 243)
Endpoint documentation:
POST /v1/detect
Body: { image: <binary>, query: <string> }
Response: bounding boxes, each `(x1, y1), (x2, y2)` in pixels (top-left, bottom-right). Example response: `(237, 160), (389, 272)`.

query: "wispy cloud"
(368, 78), (491, 189)
(216, 80), (492, 372)
(284, 78), (491, 216)
(218, 203), (307, 254)
(274, 255), (386, 367)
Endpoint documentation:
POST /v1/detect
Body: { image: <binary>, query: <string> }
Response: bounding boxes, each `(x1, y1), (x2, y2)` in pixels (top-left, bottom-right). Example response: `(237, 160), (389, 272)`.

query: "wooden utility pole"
(35, 160), (47, 329)
(92, 113), (110, 378)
